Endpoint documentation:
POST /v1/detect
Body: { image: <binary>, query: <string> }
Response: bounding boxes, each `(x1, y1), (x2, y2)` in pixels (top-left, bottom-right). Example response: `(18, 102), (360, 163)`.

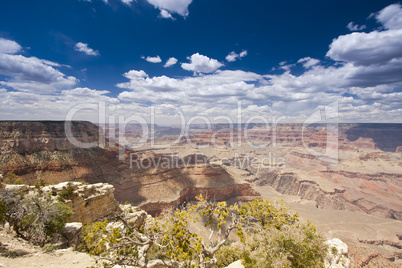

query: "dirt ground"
(0, 228), (96, 268)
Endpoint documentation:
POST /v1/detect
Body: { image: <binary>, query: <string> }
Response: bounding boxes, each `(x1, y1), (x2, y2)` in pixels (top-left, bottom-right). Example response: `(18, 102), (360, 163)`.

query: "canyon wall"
(255, 169), (402, 220)
(0, 121), (260, 216)
(0, 121), (103, 154)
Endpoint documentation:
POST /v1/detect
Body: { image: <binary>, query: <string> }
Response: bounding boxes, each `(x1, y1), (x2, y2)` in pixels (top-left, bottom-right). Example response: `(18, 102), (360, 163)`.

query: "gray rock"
(325, 238), (350, 268)
(62, 222), (83, 249)
(4, 184), (29, 193)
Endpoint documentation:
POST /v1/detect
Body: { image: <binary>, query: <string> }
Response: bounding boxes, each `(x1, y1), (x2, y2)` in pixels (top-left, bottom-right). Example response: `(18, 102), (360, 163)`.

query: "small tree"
(82, 197), (327, 268)
(0, 189), (72, 246)
(0, 199), (7, 225)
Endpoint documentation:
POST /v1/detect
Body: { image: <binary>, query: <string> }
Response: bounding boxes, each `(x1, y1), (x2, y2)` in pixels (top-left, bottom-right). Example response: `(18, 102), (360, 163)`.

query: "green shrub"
(0, 190), (72, 246)
(3, 173), (24, 185)
(242, 220), (327, 268)
(34, 178), (47, 189)
(79, 197), (328, 268)
(57, 183), (76, 201)
(80, 220), (109, 255)
(215, 244), (243, 267)
(42, 243), (56, 253)
(0, 199), (7, 225)
(3, 249), (29, 258)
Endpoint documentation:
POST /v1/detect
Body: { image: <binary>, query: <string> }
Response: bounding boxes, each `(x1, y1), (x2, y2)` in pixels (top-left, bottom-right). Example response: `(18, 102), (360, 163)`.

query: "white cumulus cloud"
(225, 50), (248, 62)
(147, 0), (193, 17)
(74, 42), (99, 56)
(2, 4), (402, 123)
(328, 5), (402, 68)
(225, 51), (238, 62)
(0, 38), (22, 54)
(160, 9), (174, 19)
(239, 50), (248, 57)
(0, 38), (77, 93)
(164, 57), (178, 67)
(327, 28), (402, 66)
(375, 3), (402, 30)
(144, 55), (162, 63)
(181, 53), (224, 73)
(297, 57), (320, 69)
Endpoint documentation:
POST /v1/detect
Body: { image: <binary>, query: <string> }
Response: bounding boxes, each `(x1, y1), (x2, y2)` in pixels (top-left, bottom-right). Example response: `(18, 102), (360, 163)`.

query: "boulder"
(120, 204), (149, 229)
(62, 222), (83, 248)
(325, 238), (350, 268)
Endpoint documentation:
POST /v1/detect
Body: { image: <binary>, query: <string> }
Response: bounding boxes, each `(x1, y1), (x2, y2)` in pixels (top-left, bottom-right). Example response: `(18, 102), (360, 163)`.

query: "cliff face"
(0, 121), (111, 186)
(0, 121), (103, 154)
(254, 166), (402, 221)
(108, 154), (261, 216)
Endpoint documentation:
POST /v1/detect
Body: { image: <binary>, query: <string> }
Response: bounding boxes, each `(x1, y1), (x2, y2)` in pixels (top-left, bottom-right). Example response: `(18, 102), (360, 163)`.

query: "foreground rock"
(325, 238), (350, 268)
(42, 182), (120, 224)
(4, 181), (120, 225)
(62, 222), (83, 249)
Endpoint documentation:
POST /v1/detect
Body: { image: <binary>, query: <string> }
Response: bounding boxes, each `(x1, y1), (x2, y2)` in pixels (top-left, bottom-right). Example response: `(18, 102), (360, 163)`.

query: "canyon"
(1, 120), (402, 265)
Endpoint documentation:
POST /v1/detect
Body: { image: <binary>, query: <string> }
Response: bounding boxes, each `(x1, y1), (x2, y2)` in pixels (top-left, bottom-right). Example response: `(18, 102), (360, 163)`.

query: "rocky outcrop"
(2, 181), (122, 241)
(119, 204), (150, 229)
(42, 182), (120, 224)
(348, 243), (400, 267)
(325, 238), (350, 268)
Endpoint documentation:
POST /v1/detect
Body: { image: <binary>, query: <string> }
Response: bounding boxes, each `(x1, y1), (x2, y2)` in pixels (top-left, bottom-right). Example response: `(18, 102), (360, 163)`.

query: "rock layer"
(42, 182), (120, 224)
(0, 121), (103, 154)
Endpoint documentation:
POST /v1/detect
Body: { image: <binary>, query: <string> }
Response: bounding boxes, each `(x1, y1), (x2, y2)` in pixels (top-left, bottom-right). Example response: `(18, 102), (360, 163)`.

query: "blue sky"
(0, 0), (402, 124)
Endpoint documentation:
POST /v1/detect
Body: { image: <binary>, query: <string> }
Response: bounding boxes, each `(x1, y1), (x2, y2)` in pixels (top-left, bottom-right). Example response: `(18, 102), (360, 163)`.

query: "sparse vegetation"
(0, 189), (72, 246)
(57, 182), (76, 201)
(34, 178), (48, 189)
(3, 172), (23, 185)
(42, 243), (56, 253)
(0, 248), (30, 258)
(0, 199), (6, 225)
(80, 196), (327, 267)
